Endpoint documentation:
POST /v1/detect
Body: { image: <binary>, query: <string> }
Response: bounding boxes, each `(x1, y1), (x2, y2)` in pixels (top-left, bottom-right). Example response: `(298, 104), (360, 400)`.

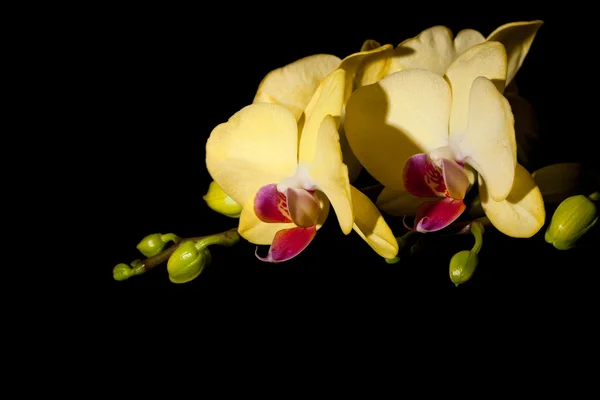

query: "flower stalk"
(113, 228), (240, 282)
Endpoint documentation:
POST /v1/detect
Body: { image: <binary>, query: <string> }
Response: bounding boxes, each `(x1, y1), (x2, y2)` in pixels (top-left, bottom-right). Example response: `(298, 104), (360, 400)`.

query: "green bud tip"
(449, 250), (479, 287)
(136, 233), (179, 257)
(113, 262), (145, 281)
(203, 181), (243, 218)
(545, 194), (598, 250)
(113, 264), (133, 281)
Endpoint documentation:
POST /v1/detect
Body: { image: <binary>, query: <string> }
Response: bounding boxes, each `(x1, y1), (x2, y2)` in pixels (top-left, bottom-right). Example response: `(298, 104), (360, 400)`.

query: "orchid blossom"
(207, 68), (398, 262)
(344, 41), (545, 238)
(252, 44), (394, 183)
(357, 21), (544, 168)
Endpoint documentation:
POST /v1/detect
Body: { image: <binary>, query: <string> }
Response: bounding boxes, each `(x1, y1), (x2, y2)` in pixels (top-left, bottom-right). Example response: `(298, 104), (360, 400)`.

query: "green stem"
(589, 191), (600, 202)
(114, 228), (239, 280)
(385, 230), (418, 264)
(160, 233), (179, 244)
(470, 221), (484, 254)
(195, 228), (240, 250)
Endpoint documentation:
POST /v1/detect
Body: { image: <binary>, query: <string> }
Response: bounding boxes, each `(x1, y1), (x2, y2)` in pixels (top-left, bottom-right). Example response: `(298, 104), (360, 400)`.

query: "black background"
(80, 4), (599, 319)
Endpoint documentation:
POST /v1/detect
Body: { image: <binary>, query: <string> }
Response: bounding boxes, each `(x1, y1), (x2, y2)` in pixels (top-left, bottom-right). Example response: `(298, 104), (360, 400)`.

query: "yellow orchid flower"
(207, 68), (398, 262)
(345, 41), (545, 238)
(251, 44), (395, 183)
(357, 21), (544, 168)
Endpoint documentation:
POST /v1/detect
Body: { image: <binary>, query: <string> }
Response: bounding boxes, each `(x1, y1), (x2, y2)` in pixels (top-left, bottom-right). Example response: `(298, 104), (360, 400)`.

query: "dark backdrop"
(83, 5), (598, 316)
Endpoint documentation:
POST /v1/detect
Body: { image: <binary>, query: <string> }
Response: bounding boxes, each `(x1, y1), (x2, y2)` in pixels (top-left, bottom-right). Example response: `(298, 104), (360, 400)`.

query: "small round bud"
(136, 234), (165, 257)
(113, 263), (133, 281)
(545, 194), (598, 250)
(449, 250), (478, 287)
(136, 233), (178, 257)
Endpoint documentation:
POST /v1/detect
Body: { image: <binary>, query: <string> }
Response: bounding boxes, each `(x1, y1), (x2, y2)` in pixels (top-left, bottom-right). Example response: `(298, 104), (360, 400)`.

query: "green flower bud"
(449, 250), (479, 287)
(113, 261), (145, 281)
(113, 263), (133, 281)
(167, 241), (211, 284)
(136, 233), (179, 257)
(545, 194), (598, 250)
(203, 181), (242, 218)
(449, 220), (484, 286)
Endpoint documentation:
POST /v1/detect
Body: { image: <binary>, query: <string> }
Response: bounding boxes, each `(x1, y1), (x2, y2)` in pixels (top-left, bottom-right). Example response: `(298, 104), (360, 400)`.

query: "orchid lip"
(404, 197), (467, 233)
(254, 183), (292, 223)
(255, 226), (317, 263)
(404, 152), (469, 200)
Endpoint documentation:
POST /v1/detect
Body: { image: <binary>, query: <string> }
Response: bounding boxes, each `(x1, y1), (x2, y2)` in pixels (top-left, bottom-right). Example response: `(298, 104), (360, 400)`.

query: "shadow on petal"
(480, 164), (535, 205)
(479, 164), (546, 238)
(345, 80), (428, 190)
(350, 186), (398, 259)
(490, 78), (507, 94)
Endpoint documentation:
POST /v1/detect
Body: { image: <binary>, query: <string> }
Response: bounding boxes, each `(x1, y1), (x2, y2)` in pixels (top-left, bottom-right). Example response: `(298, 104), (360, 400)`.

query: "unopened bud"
(545, 193), (598, 250)
(167, 241), (211, 284)
(449, 250), (478, 287)
(136, 233), (178, 257)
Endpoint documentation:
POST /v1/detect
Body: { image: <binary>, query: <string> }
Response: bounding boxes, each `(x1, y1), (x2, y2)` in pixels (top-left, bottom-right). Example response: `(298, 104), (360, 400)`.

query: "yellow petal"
(299, 68), (345, 166)
(345, 69), (451, 190)
(446, 41), (508, 138)
(308, 115), (353, 234)
(351, 186), (398, 259)
(238, 194), (330, 244)
(339, 44), (394, 101)
(253, 54), (342, 121)
(351, 44), (396, 88)
(480, 163), (545, 238)
(486, 20), (543, 86)
(376, 186), (435, 216)
(457, 77), (516, 202)
(392, 26), (456, 76)
(336, 45), (395, 182)
(206, 103), (299, 206)
(453, 29), (486, 55)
